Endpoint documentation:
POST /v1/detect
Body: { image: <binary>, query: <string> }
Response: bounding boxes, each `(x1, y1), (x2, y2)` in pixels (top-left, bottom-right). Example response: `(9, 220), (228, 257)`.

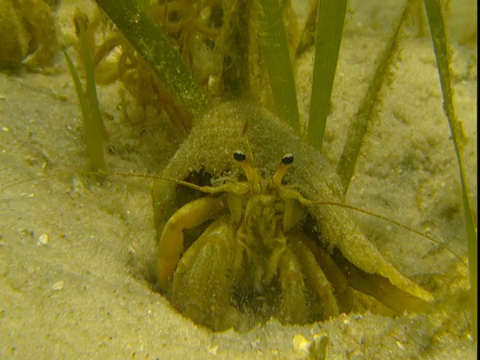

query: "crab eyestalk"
(272, 153), (294, 188)
(233, 150), (262, 194)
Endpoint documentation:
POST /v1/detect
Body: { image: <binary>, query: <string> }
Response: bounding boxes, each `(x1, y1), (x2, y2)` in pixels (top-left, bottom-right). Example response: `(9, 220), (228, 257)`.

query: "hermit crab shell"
(151, 101), (433, 305)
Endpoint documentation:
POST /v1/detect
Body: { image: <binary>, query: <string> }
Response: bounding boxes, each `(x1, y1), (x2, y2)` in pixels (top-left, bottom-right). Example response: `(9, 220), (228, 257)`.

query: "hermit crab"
(152, 102), (433, 331)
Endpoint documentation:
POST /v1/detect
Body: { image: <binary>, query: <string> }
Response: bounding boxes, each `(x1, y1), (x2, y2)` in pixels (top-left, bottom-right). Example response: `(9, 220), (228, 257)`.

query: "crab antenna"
(233, 150), (262, 192)
(272, 153), (294, 187)
(241, 119), (257, 170)
(241, 118), (251, 137)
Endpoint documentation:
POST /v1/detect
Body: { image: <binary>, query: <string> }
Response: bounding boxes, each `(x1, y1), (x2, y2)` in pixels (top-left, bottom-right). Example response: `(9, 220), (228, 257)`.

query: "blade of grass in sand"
(257, 0), (299, 131)
(423, 0), (477, 340)
(336, 2), (407, 193)
(64, 24), (106, 173)
(308, 0), (347, 152)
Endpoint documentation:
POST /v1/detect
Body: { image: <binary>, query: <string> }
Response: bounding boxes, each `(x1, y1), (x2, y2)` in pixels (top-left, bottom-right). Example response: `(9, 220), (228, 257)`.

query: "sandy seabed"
(0, 2), (477, 359)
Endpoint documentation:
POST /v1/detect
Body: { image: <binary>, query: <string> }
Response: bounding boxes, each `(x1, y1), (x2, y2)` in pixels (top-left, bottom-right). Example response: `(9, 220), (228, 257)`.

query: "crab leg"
(157, 196), (226, 290)
(277, 249), (309, 324)
(289, 237), (340, 318)
(171, 220), (245, 331)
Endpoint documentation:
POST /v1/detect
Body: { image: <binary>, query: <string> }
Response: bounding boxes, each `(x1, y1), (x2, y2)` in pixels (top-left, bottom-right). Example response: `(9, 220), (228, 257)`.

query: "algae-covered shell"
(152, 101), (432, 320)
(152, 101), (344, 233)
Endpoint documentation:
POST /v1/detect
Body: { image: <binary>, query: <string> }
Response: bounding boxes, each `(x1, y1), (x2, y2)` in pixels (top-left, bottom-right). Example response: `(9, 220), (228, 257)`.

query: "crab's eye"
(282, 153), (294, 165)
(233, 150), (246, 162)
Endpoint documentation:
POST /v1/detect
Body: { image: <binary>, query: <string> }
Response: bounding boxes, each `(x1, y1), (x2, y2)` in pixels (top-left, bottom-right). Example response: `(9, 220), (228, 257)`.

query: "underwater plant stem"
(80, 21), (106, 171)
(221, 0), (250, 98)
(257, 0), (299, 131)
(64, 20), (106, 173)
(308, 0), (347, 152)
(336, 2), (407, 193)
(96, 0), (210, 121)
(64, 50), (105, 172)
(423, 0), (477, 341)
